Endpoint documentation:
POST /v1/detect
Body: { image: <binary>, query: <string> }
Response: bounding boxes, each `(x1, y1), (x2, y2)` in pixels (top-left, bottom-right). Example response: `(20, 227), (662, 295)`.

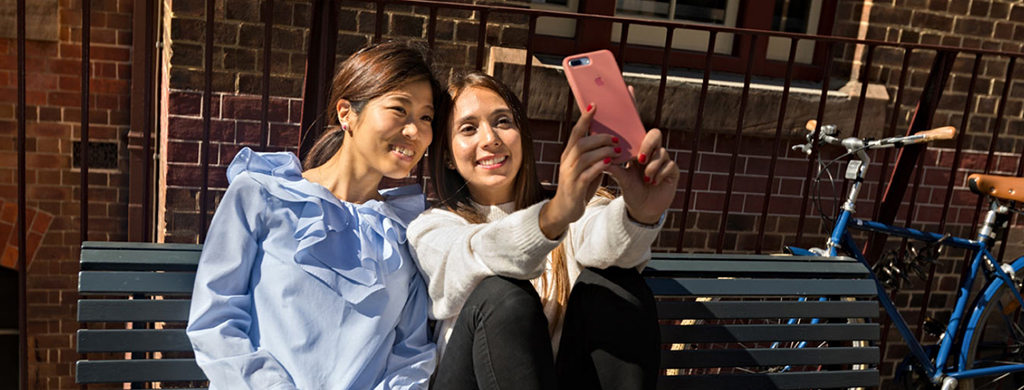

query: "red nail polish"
(614, 147), (622, 154)
(612, 136), (619, 143)
(586, 103), (593, 112)
(638, 154), (647, 164)
(603, 157), (611, 164)
(644, 176), (650, 183)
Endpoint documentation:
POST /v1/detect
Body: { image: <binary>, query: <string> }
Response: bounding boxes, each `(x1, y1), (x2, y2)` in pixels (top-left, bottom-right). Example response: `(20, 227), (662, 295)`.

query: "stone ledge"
(487, 46), (890, 140)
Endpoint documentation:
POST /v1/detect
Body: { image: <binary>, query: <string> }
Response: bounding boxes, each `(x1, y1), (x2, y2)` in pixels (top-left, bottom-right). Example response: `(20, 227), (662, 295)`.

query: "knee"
(465, 276), (545, 322)
(577, 267), (655, 310)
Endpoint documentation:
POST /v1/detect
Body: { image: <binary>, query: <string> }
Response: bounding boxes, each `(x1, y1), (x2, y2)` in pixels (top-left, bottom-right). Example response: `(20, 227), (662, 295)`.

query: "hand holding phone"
(563, 50), (646, 164)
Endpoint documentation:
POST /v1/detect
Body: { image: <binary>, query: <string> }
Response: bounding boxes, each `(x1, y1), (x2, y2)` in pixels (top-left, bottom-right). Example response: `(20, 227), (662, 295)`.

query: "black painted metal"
(675, 31), (717, 253)
(260, 0), (274, 151)
(16, 0), (27, 387)
(199, 0), (215, 242)
(299, 0), (338, 162)
(716, 35), (759, 254)
(81, 0), (91, 245)
(756, 38), (798, 254)
(794, 41), (835, 246)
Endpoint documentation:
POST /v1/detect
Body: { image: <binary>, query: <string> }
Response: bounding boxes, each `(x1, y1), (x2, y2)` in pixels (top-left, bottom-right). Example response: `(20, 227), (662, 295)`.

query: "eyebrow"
(455, 108), (513, 124)
(386, 95), (434, 112)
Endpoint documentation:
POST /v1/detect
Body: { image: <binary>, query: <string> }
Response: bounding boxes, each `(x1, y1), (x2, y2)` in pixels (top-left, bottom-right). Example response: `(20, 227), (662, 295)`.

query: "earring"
(445, 159), (456, 170)
(341, 122), (350, 132)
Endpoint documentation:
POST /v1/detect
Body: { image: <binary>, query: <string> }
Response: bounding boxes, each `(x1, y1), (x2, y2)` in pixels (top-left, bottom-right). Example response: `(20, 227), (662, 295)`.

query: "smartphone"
(563, 50), (646, 164)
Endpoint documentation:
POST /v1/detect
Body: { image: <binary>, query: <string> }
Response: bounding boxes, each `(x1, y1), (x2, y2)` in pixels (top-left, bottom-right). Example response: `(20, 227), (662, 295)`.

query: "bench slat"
(81, 249), (201, 271)
(644, 260), (869, 278)
(661, 347), (879, 368)
(78, 329), (193, 353)
(79, 271), (195, 295)
(79, 299), (191, 322)
(83, 241), (203, 251)
(646, 278), (878, 297)
(650, 253), (858, 263)
(661, 323), (879, 343)
(76, 359), (207, 383)
(656, 301), (880, 319)
(657, 370), (879, 390)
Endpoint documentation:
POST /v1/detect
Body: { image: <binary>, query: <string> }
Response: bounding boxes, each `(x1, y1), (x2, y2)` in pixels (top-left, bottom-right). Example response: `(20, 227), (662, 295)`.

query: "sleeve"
(406, 201), (561, 320)
(373, 274), (437, 390)
(186, 174), (300, 390)
(569, 196), (665, 271)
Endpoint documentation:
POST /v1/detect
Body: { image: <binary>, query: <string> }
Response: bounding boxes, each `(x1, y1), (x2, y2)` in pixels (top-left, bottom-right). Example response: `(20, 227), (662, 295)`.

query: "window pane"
(532, 0), (569, 5)
(674, 0), (728, 24)
(617, 0), (670, 18)
(772, 0), (812, 32)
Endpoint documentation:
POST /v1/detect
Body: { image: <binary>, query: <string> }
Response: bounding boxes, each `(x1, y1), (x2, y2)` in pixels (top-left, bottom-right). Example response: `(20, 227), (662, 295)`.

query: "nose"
(480, 125), (501, 148)
(402, 121), (422, 141)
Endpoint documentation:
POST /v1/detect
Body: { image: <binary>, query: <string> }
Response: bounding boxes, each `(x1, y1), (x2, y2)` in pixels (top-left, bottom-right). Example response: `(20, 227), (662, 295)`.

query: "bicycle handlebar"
(796, 120), (957, 155)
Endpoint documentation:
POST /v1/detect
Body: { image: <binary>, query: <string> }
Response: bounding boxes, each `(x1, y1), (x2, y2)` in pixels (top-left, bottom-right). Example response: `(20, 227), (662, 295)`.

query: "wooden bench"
(77, 242), (880, 389)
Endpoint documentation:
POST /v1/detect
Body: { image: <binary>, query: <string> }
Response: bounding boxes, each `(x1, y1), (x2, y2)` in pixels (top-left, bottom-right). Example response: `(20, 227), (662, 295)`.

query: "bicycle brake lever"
(791, 144), (812, 156)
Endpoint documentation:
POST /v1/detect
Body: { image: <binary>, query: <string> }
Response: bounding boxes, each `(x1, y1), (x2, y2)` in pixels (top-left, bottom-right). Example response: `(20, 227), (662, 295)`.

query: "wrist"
(626, 206), (663, 226)
(539, 201), (570, 240)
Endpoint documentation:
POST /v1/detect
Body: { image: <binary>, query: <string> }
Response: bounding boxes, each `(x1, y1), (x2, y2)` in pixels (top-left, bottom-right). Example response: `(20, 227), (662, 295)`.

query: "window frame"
(529, 0), (839, 82)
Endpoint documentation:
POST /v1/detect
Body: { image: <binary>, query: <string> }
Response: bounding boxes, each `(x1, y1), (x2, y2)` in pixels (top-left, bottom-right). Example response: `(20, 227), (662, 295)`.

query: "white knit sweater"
(407, 196), (663, 359)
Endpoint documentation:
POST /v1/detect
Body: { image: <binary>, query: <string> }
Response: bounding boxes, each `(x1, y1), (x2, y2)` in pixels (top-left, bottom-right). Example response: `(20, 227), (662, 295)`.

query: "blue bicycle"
(786, 120), (1024, 390)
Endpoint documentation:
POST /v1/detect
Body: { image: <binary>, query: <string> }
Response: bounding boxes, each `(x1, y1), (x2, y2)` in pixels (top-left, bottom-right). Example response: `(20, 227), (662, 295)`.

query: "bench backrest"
(644, 253), (880, 390)
(77, 241), (206, 387)
(78, 243), (880, 389)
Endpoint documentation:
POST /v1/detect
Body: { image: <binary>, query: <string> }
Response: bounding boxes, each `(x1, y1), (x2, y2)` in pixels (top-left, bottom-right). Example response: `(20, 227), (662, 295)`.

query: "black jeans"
(432, 267), (660, 390)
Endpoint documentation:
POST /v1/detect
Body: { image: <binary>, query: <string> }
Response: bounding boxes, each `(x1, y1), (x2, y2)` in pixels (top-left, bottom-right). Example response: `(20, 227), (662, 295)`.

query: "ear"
(336, 99), (354, 127)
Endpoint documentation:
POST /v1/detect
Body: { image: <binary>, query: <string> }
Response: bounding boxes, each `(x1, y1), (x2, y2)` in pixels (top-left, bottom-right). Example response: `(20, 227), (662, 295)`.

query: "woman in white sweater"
(407, 72), (679, 390)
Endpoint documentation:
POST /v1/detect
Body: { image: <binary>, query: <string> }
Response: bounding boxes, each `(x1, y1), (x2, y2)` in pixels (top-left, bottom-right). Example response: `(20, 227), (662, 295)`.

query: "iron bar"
(850, 45), (875, 139)
(521, 15), (537, 108)
(675, 31), (716, 253)
(375, 1), (385, 43)
(81, 0), (91, 244)
(16, 0), (27, 387)
(716, 35), (758, 254)
(143, 0), (156, 242)
(199, 0), (215, 242)
(427, 7), (438, 50)
(755, 37), (799, 254)
(654, 28), (674, 127)
(617, 23), (629, 71)
(992, 59), (1018, 264)
(793, 41), (835, 246)
(260, 0), (274, 151)
(476, 11), (488, 71)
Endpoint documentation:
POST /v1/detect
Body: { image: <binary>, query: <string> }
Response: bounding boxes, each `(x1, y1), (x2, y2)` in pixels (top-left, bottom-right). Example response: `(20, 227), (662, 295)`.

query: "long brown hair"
(303, 41), (446, 170)
(431, 72), (583, 334)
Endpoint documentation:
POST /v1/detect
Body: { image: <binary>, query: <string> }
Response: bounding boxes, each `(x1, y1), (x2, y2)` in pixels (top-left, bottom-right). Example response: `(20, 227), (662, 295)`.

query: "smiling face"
(340, 79), (435, 179)
(448, 86), (524, 205)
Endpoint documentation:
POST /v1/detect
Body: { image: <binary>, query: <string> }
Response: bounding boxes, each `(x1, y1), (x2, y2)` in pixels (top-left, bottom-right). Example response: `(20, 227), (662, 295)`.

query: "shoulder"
(408, 207), (470, 232)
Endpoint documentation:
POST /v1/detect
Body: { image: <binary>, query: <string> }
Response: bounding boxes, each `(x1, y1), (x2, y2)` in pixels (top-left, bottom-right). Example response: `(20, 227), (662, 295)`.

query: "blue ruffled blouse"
(186, 148), (436, 390)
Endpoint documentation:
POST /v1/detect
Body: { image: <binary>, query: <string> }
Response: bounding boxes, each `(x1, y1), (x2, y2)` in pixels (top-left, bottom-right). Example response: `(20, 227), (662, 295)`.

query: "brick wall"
(0, 0), (135, 388)
(161, 0), (533, 242)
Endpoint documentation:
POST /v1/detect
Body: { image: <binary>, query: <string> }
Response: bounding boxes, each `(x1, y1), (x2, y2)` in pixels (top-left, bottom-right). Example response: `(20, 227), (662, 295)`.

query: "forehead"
(377, 79), (434, 105)
(452, 86), (509, 114)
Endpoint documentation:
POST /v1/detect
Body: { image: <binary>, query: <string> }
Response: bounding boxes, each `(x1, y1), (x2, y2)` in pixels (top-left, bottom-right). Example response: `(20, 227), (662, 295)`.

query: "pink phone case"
(563, 50), (646, 164)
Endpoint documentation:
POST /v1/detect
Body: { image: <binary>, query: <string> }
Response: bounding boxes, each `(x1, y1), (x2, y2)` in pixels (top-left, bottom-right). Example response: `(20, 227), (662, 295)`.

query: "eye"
(495, 116), (514, 128)
(390, 106), (407, 115)
(458, 124), (477, 134)
(421, 115), (434, 122)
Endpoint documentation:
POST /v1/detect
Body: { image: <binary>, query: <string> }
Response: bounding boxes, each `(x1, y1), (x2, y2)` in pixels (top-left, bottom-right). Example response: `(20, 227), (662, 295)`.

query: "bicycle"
(785, 120), (1024, 390)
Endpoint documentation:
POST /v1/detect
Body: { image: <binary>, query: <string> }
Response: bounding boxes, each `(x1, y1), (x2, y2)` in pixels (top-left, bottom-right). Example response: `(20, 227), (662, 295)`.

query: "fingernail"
(644, 176), (650, 183)
(586, 103), (593, 112)
(614, 147), (622, 154)
(611, 136), (619, 143)
(604, 157), (611, 164)
(638, 154), (647, 164)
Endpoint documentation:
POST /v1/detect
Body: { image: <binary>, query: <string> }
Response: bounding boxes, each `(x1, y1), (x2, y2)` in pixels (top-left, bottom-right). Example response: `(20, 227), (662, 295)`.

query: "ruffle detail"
(227, 148), (426, 304)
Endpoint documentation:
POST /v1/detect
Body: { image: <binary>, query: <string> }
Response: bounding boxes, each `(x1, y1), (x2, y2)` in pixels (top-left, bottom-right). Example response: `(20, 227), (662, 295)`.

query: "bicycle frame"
(788, 202), (1024, 385)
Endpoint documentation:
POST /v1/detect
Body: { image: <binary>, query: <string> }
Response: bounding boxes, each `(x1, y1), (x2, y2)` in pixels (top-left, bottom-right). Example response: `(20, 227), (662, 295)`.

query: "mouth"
(390, 144), (415, 160)
(476, 155), (508, 169)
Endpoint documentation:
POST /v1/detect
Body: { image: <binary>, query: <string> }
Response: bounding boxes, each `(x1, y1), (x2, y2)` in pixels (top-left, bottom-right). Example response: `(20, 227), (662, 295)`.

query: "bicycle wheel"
(960, 258), (1024, 390)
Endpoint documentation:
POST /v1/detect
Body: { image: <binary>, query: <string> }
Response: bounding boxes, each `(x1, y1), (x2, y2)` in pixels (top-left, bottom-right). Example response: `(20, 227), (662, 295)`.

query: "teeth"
(478, 156), (507, 166)
(391, 145), (414, 157)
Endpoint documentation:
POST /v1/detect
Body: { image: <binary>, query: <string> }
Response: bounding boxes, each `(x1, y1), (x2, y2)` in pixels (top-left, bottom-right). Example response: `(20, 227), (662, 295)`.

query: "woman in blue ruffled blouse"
(186, 42), (444, 390)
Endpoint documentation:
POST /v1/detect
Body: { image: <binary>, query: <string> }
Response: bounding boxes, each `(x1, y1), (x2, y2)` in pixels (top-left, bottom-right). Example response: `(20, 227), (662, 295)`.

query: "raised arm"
(407, 202), (561, 320)
(186, 174), (298, 389)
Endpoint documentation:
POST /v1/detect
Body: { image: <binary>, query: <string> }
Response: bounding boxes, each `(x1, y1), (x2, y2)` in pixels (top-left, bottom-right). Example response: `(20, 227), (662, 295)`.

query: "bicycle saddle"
(968, 173), (1024, 203)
